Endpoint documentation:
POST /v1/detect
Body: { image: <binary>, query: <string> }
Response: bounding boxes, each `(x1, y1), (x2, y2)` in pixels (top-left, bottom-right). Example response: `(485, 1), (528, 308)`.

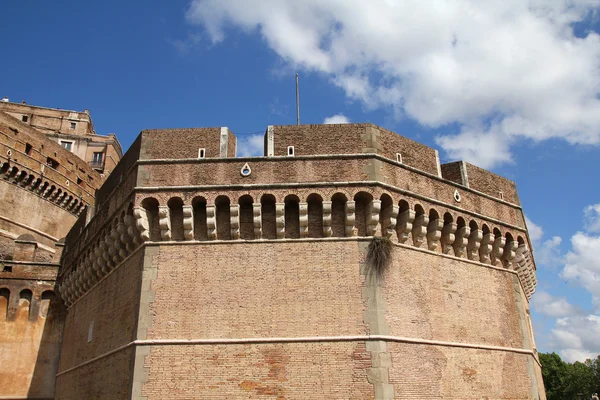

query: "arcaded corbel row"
(412, 213), (429, 248)
(182, 205), (194, 240)
(230, 204), (240, 240)
(427, 217), (444, 251)
(322, 201), (333, 237)
(299, 202), (309, 238)
(253, 203), (262, 239)
(397, 209), (415, 244)
(441, 221), (456, 255)
(275, 203), (285, 239)
(345, 201), (356, 237)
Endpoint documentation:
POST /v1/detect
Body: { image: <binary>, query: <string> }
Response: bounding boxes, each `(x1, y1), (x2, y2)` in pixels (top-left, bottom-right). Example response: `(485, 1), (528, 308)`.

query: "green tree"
(540, 352), (570, 400)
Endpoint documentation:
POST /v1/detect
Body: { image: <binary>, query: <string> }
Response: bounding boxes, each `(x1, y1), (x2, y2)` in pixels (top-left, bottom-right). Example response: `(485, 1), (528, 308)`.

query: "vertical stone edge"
(359, 241), (395, 400)
(460, 161), (470, 188)
(434, 150), (442, 178)
(513, 275), (544, 400)
(129, 246), (159, 400)
(267, 125), (275, 156)
(220, 127), (229, 158)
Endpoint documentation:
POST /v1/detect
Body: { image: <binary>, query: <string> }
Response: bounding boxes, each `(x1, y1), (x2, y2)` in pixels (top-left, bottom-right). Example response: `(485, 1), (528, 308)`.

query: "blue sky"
(3, 1), (600, 361)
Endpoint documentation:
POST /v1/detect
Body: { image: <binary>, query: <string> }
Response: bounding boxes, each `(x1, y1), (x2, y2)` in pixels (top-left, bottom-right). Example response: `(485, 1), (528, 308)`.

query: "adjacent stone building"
(0, 99), (122, 175)
(0, 104), (122, 399)
(54, 124), (545, 399)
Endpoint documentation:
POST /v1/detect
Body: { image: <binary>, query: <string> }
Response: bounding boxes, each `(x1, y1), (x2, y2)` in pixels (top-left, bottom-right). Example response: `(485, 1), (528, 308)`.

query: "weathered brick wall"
(384, 248), (526, 347)
(56, 250), (142, 395)
(376, 125), (439, 175)
(0, 276), (63, 399)
(139, 128), (225, 160)
(55, 347), (134, 400)
(440, 162), (464, 185)
(143, 242), (364, 340)
(141, 343), (373, 400)
(227, 129), (237, 157)
(272, 124), (367, 157)
(388, 344), (535, 399)
(0, 181), (77, 248)
(465, 162), (519, 204)
(129, 241), (542, 399)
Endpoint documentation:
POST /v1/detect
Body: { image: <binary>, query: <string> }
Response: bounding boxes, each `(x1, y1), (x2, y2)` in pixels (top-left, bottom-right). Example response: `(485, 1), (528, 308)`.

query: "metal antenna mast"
(295, 73), (300, 125)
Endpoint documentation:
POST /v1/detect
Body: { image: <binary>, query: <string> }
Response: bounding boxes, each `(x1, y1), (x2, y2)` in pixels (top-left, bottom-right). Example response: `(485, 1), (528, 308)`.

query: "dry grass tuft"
(365, 236), (393, 280)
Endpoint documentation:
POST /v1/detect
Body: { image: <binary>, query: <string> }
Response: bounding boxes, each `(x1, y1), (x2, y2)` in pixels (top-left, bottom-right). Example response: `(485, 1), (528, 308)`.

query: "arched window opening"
(192, 197), (207, 241)
(215, 196), (231, 240)
(40, 290), (56, 318)
(469, 220), (479, 232)
(0, 163), (9, 175)
(261, 194), (277, 239)
(493, 228), (502, 238)
(141, 197), (161, 241)
(482, 224), (491, 236)
(379, 194), (394, 237)
(167, 197), (184, 241)
(0, 288), (9, 320)
(19, 289), (33, 319)
(443, 212), (453, 225)
(331, 193), (347, 237)
(284, 195), (300, 239)
(307, 194), (323, 238)
(517, 236), (525, 246)
(239, 195), (255, 240)
(354, 192), (373, 237)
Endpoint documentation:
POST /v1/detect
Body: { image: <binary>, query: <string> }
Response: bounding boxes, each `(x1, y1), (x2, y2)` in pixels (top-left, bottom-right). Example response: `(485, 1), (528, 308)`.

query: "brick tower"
(55, 124), (545, 399)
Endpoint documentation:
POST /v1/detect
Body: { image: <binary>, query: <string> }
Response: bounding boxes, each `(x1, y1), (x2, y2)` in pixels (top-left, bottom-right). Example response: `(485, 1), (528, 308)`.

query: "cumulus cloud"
(561, 232), (600, 307)
(186, 0), (600, 168)
(525, 216), (563, 268)
(237, 134), (264, 157)
(525, 216), (544, 243)
(550, 315), (600, 362)
(584, 203), (600, 233)
(323, 114), (350, 124)
(531, 290), (581, 318)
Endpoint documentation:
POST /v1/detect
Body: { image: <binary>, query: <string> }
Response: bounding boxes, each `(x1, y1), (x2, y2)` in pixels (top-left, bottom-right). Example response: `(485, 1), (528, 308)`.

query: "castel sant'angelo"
(0, 99), (545, 400)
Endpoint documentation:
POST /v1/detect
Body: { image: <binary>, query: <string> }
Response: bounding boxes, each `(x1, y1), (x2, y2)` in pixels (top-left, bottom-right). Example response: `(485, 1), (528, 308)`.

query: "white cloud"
(531, 290), (580, 318)
(237, 134), (264, 157)
(550, 314), (600, 362)
(323, 114), (350, 124)
(524, 216), (563, 268)
(561, 231), (600, 307)
(525, 216), (544, 243)
(186, 0), (600, 168)
(584, 203), (600, 233)
(536, 236), (563, 268)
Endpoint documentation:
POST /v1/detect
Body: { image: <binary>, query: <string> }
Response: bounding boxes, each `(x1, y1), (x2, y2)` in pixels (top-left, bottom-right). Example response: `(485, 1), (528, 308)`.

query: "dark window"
(77, 177), (83, 185)
(93, 152), (103, 163)
(2, 266), (12, 272)
(60, 141), (73, 151)
(25, 143), (32, 155)
(70, 122), (76, 129)
(46, 157), (59, 169)
(21, 115), (28, 122)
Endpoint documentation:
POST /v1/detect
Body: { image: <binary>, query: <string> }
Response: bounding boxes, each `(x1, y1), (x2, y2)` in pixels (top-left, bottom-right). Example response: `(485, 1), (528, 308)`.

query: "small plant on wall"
(365, 236), (393, 281)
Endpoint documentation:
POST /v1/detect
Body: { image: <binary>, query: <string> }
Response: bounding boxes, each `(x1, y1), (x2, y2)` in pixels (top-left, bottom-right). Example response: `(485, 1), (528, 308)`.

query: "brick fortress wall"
(0, 111), (102, 399)
(55, 123), (545, 399)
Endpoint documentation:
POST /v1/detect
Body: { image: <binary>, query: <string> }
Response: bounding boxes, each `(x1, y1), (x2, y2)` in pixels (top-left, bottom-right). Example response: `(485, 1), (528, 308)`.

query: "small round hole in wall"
(65, 180), (70, 186)
(453, 189), (461, 203)
(240, 163), (252, 177)
(7, 150), (12, 157)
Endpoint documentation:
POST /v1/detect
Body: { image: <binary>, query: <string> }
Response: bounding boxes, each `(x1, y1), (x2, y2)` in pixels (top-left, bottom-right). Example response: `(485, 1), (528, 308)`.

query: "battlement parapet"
(57, 123), (537, 308)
